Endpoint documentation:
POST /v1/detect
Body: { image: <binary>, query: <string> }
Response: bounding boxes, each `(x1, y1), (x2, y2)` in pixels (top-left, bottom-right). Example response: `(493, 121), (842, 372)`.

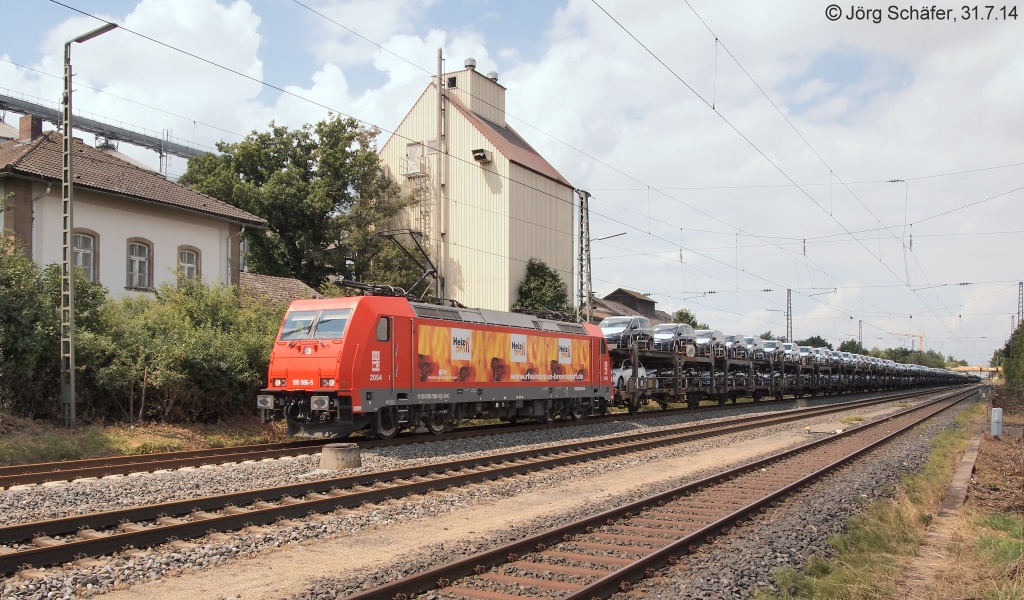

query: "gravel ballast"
(0, 390), (968, 599)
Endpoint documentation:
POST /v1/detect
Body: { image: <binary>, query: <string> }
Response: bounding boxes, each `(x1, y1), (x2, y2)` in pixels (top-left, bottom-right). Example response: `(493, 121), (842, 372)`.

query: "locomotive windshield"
(279, 308), (352, 341)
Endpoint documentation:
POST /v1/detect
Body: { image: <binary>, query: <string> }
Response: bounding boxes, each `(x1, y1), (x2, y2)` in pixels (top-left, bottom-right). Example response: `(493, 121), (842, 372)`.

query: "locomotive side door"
(595, 337), (610, 387)
(370, 316), (393, 392)
(392, 315), (413, 396)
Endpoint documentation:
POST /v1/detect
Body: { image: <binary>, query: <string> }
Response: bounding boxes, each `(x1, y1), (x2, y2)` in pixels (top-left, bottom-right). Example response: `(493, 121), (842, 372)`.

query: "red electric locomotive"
(256, 295), (613, 438)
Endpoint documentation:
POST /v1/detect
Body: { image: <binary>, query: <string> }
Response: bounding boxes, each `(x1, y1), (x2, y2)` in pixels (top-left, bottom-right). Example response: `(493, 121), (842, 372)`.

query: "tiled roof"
(591, 296), (643, 317)
(444, 91), (572, 189)
(0, 132), (266, 227)
(605, 288), (654, 303)
(238, 272), (322, 306)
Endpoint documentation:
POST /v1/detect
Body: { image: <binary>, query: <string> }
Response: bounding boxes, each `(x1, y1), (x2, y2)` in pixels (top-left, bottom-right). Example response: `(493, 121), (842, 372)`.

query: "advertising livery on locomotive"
(256, 295), (613, 439)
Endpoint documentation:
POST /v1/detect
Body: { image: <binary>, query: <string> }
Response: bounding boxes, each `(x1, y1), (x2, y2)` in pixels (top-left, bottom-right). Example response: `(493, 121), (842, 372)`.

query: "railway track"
(341, 385), (982, 600)
(0, 386), (957, 575)
(0, 387), (922, 489)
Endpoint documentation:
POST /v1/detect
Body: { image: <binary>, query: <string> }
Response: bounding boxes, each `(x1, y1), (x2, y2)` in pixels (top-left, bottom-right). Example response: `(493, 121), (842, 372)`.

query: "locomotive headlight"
(273, 378), (286, 387)
(320, 378), (336, 387)
(310, 395), (330, 410)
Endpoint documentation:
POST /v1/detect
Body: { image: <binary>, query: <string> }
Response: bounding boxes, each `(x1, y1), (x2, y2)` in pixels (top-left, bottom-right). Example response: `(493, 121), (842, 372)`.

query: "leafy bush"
(77, 279), (284, 422)
(0, 236), (107, 417)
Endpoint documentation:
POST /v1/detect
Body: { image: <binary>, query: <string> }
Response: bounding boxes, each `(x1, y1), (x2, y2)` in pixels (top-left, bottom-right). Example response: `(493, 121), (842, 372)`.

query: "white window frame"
(126, 239), (152, 290)
(73, 231), (96, 283)
(177, 246), (200, 281)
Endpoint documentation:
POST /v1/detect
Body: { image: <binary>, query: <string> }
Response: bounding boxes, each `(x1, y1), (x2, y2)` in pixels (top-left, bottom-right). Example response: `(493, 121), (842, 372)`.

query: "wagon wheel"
(374, 406), (400, 440)
(627, 395), (640, 415)
(686, 393), (700, 410)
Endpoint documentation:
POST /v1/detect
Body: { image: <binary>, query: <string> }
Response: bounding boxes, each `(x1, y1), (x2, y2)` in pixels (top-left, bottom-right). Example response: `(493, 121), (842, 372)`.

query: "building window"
(177, 246), (200, 281)
(126, 238), (153, 290)
(73, 231), (97, 283)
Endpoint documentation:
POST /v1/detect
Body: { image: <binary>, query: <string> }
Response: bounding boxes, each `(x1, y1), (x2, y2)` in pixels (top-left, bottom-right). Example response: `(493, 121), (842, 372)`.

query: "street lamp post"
(61, 22), (118, 428)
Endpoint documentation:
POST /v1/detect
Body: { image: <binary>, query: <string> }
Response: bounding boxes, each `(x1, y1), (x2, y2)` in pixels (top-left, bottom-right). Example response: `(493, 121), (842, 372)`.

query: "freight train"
(256, 294), (976, 439)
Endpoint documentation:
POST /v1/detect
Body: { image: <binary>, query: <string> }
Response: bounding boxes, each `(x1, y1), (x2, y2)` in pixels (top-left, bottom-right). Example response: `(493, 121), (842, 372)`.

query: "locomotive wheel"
(538, 401), (555, 424)
(374, 407), (399, 440)
(569, 398), (584, 421)
(424, 410), (448, 435)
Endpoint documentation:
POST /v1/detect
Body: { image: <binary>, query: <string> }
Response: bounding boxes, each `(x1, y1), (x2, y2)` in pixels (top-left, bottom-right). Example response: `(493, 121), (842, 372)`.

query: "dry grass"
(840, 415), (866, 425)
(937, 508), (1024, 599)
(0, 411), (285, 466)
(946, 386), (1024, 599)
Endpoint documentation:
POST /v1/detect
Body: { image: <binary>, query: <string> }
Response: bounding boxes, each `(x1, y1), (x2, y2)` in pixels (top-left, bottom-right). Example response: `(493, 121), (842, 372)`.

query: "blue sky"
(3, 0), (1023, 364)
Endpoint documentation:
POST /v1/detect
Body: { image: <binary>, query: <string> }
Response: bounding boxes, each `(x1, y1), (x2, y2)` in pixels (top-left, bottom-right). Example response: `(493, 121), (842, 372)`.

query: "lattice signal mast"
(576, 189), (592, 323)
(786, 288), (793, 343)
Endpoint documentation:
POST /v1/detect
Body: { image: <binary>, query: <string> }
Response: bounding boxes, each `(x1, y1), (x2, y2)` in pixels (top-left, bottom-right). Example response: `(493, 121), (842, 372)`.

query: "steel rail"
(0, 386), (930, 489)
(0, 387), (959, 575)
(338, 385), (981, 600)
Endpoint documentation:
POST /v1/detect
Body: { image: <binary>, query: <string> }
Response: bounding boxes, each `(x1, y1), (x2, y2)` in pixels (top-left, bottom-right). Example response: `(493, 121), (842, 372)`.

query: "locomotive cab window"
(279, 310), (318, 340)
(279, 308), (352, 341)
(312, 309), (352, 340)
(600, 339), (607, 355)
(376, 317), (390, 341)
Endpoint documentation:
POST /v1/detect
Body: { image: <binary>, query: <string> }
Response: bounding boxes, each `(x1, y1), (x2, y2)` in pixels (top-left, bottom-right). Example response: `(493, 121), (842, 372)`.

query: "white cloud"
(5, 0), (1021, 364)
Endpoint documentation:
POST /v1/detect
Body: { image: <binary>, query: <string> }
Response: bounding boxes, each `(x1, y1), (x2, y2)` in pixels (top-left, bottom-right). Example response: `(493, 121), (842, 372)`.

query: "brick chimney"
(19, 114), (43, 141)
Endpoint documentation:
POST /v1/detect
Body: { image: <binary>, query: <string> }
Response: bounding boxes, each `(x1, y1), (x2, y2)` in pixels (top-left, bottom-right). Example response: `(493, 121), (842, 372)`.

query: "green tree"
(795, 335), (832, 350)
(672, 308), (708, 329)
(838, 339), (866, 354)
(512, 258), (571, 313)
(759, 330), (776, 340)
(991, 347), (1005, 368)
(999, 329), (1024, 391)
(945, 355), (968, 368)
(178, 115), (414, 289)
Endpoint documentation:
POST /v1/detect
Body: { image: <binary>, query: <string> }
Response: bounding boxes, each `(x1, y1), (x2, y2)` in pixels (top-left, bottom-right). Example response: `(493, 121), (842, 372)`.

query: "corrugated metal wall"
(509, 164), (574, 308)
(449, 68), (506, 126)
(379, 70), (573, 313)
(443, 95), (509, 310)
